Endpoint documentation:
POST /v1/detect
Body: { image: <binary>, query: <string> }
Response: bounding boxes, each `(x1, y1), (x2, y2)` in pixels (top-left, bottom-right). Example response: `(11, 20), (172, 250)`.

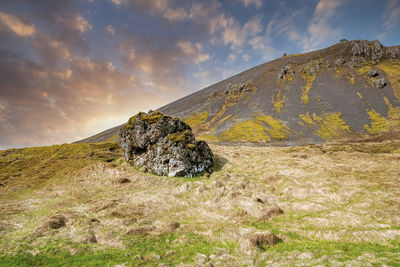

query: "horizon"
(1, 0), (400, 149)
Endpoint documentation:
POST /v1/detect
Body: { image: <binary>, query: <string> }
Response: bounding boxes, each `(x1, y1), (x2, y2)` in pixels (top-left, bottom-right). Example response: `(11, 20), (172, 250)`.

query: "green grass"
(246, 216), (400, 265)
(264, 240), (400, 263)
(0, 233), (229, 267)
(0, 142), (120, 195)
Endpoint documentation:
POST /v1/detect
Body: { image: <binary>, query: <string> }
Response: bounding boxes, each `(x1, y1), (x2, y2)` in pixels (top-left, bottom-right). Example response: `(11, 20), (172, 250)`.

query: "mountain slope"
(78, 40), (400, 145)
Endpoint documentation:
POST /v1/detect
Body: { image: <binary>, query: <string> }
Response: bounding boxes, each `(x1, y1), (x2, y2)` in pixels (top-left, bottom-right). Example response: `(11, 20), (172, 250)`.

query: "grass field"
(1, 141), (400, 266)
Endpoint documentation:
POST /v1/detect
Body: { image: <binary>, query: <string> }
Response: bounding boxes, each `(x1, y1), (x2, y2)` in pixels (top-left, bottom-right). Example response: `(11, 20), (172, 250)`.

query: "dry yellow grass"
(1, 141), (400, 265)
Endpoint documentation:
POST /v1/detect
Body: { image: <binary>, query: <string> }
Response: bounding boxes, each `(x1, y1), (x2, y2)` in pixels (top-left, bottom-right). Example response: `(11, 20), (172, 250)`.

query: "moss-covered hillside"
(78, 39), (400, 145)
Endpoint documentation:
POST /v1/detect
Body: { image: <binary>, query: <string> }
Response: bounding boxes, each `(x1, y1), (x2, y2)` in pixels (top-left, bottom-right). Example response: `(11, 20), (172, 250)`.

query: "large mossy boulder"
(119, 111), (213, 177)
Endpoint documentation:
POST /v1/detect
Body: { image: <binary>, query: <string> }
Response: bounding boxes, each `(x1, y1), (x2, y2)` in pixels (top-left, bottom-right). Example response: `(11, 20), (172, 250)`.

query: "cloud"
(71, 15), (92, 33)
(189, 1), (263, 50)
(0, 10), (36, 36)
(302, 0), (344, 51)
(110, 0), (188, 21)
(381, 0), (400, 36)
(105, 24), (115, 36)
(0, 50), (173, 148)
(240, 0), (263, 9)
(177, 41), (210, 64)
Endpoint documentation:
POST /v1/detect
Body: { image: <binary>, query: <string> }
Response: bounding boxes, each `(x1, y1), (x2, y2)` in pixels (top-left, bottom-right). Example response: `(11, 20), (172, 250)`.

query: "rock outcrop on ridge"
(119, 111), (213, 177)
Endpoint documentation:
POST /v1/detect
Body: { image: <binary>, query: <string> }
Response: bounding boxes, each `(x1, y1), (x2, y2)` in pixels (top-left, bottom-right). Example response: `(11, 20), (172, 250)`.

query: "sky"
(0, 0), (399, 149)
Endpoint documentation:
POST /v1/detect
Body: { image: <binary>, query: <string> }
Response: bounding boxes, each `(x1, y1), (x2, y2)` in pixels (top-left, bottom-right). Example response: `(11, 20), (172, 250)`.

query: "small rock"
(321, 255), (329, 261)
(47, 214), (66, 229)
(335, 57), (345, 67)
(115, 177), (131, 184)
(133, 255), (143, 261)
(208, 254), (217, 260)
(349, 61), (360, 68)
(375, 77), (386, 89)
(310, 67), (317, 77)
(240, 198), (283, 220)
(249, 230), (280, 248)
(145, 254), (161, 261)
(277, 65), (293, 80)
(282, 52), (287, 57)
(390, 48), (400, 59)
(166, 222), (180, 232)
(80, 230), (97, 244)
(325, 60), (332, 68)
(34, 214), (67, 236)
(298, 252), (313, 260)
(195, 253), (209, 264)
(367, 67), (379, 77)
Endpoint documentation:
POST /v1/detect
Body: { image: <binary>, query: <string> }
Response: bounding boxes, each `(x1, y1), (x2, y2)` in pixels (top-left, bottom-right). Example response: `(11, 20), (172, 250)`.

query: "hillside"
(78, 39), (400, 145)
(1, 141), (400, 265)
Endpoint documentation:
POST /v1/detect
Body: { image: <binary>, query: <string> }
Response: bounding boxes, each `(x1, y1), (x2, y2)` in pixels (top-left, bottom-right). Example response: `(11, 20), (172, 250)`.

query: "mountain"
(78, 39), (400, 145)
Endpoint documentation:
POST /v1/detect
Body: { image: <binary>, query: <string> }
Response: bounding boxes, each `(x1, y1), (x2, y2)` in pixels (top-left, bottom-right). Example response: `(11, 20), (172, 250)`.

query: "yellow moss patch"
(167, 130), (191, 143)
(219, 115), (290, 142)
(344, 72), (355, 85)
(299, 112), (314, 125)
(126, 111), (165, 128)
(365, 97), (400, 134)
(301, 63), (322, 105)
(314, 112), (351, 140)
(184, 111), (209, 128)
(364, 109), (390, 135)
(377, 60), (400, 99)
(272, 91), (286, 114)
(356, 63), (372, 75)
(301, 75), (315, 104)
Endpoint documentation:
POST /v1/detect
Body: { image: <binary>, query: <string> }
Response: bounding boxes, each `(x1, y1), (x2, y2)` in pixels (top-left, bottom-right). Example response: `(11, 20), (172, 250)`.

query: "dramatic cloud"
(302, 0), (344, 51)
(381, 0), (400, 37)
(189, 1), (263, 50)
(0, 51), (171, 148)
(0, 11), (36, 37)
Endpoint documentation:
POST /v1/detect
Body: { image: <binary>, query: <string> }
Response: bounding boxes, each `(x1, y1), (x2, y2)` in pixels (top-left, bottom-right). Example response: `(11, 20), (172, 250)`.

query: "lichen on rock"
(118, 111), (214, 177)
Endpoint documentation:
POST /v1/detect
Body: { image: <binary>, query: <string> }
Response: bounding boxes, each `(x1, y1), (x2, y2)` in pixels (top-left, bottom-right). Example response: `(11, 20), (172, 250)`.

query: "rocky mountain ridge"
(78, 39), (400, 145)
